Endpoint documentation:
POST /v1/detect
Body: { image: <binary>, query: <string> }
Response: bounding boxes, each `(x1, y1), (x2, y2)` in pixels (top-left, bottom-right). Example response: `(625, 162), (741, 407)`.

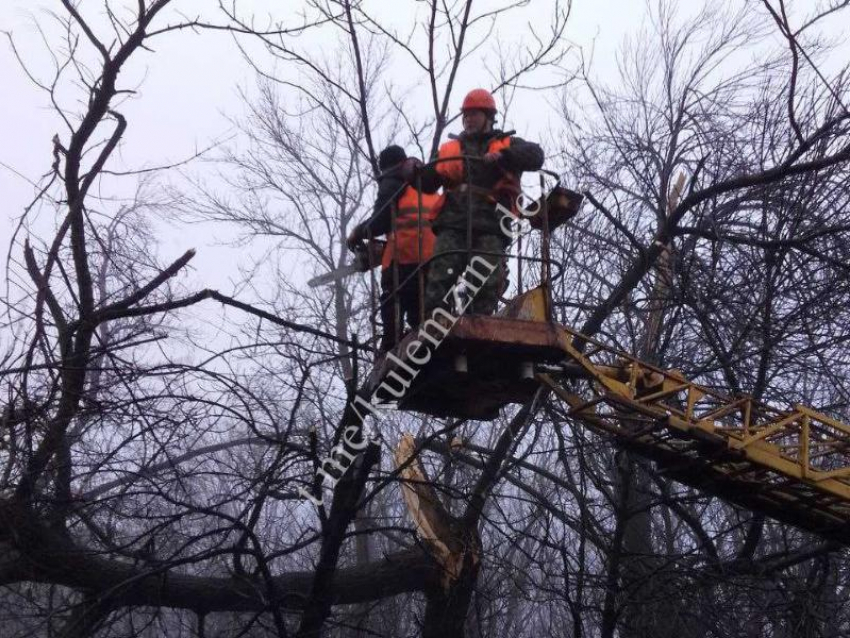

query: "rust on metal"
(363, 314), (565, 420)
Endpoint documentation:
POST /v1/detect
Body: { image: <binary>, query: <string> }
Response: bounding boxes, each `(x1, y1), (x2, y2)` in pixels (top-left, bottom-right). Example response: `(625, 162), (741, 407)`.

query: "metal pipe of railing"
(366, 160), (564, 340)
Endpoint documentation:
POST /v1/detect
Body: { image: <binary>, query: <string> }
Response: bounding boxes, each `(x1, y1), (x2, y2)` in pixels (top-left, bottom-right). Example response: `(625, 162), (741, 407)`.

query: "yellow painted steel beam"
(540, 324), (850, 526)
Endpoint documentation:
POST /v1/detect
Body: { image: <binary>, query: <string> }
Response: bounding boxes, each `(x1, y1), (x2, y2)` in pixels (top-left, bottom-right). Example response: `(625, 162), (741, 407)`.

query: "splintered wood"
(395, 433), (473, 588)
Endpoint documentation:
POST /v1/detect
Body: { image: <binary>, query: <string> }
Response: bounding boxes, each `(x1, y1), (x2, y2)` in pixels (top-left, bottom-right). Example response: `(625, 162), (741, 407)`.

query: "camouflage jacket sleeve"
(416, 164), (444, 194)
(499, 136), (544, 173)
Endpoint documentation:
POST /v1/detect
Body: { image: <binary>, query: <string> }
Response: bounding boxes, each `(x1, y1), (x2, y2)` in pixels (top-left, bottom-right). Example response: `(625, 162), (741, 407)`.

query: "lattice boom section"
(542, 325), (850, 540)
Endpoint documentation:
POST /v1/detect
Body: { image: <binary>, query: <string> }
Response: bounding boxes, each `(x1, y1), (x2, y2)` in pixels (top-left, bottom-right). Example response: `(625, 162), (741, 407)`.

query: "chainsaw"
(307, 239), (386, 288)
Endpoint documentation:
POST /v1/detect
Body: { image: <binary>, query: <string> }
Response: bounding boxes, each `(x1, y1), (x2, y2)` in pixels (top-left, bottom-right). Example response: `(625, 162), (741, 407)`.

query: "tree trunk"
(422, 542), (481, 638)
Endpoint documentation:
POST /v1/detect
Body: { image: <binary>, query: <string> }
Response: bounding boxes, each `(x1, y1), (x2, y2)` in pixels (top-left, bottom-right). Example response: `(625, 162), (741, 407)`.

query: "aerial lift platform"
(367, 288), (850, 543)
(365, 287), (564, 420)
(358, 166), (850, 544)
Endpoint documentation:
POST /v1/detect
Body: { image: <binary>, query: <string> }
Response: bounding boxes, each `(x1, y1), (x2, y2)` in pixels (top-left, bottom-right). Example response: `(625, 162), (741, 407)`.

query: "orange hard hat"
(461, 88), (497, 113)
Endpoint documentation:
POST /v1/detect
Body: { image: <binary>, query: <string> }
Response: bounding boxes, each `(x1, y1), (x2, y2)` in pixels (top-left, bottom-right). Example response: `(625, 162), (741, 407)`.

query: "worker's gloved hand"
(401, 157), (423, 183)
(482, 151), (503, 165)
(346, 224), (365, 251)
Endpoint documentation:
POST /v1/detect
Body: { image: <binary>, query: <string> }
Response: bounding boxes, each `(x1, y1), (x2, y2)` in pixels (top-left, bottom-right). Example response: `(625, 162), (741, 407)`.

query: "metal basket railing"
(363, 155), (578, 352)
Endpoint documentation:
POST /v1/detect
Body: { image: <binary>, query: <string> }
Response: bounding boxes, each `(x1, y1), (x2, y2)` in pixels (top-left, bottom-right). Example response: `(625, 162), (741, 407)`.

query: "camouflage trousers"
(424, 230), (507, 316)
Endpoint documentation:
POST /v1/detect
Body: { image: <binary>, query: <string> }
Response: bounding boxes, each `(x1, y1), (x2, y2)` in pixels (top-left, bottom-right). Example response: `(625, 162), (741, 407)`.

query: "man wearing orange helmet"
(411, 88), (544, 315)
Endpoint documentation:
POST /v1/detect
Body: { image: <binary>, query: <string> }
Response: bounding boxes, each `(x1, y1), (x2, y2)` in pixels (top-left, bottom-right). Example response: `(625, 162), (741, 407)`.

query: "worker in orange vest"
(348, 146), (441, 351)
(407, 89), (544, 316)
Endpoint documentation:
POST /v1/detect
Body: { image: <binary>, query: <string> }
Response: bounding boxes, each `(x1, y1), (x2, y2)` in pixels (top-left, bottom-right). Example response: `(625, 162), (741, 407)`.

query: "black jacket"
(357, 165), (407, 238)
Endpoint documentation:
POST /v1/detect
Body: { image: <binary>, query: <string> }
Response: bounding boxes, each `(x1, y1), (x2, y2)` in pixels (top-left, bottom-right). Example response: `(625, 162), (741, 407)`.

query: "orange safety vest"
(381, 186), (441, 269)
(435, 136), (521, 211)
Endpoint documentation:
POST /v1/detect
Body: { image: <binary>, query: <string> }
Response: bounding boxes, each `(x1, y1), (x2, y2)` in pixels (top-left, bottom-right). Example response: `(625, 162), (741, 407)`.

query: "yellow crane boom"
(370, 289), (850, 543)
(541, 323), (850, 541)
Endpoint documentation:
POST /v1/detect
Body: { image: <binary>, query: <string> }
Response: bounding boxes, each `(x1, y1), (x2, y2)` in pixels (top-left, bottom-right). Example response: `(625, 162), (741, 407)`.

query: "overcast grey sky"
(0, 0), (842, 298)
(0, 1), (643, 282)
